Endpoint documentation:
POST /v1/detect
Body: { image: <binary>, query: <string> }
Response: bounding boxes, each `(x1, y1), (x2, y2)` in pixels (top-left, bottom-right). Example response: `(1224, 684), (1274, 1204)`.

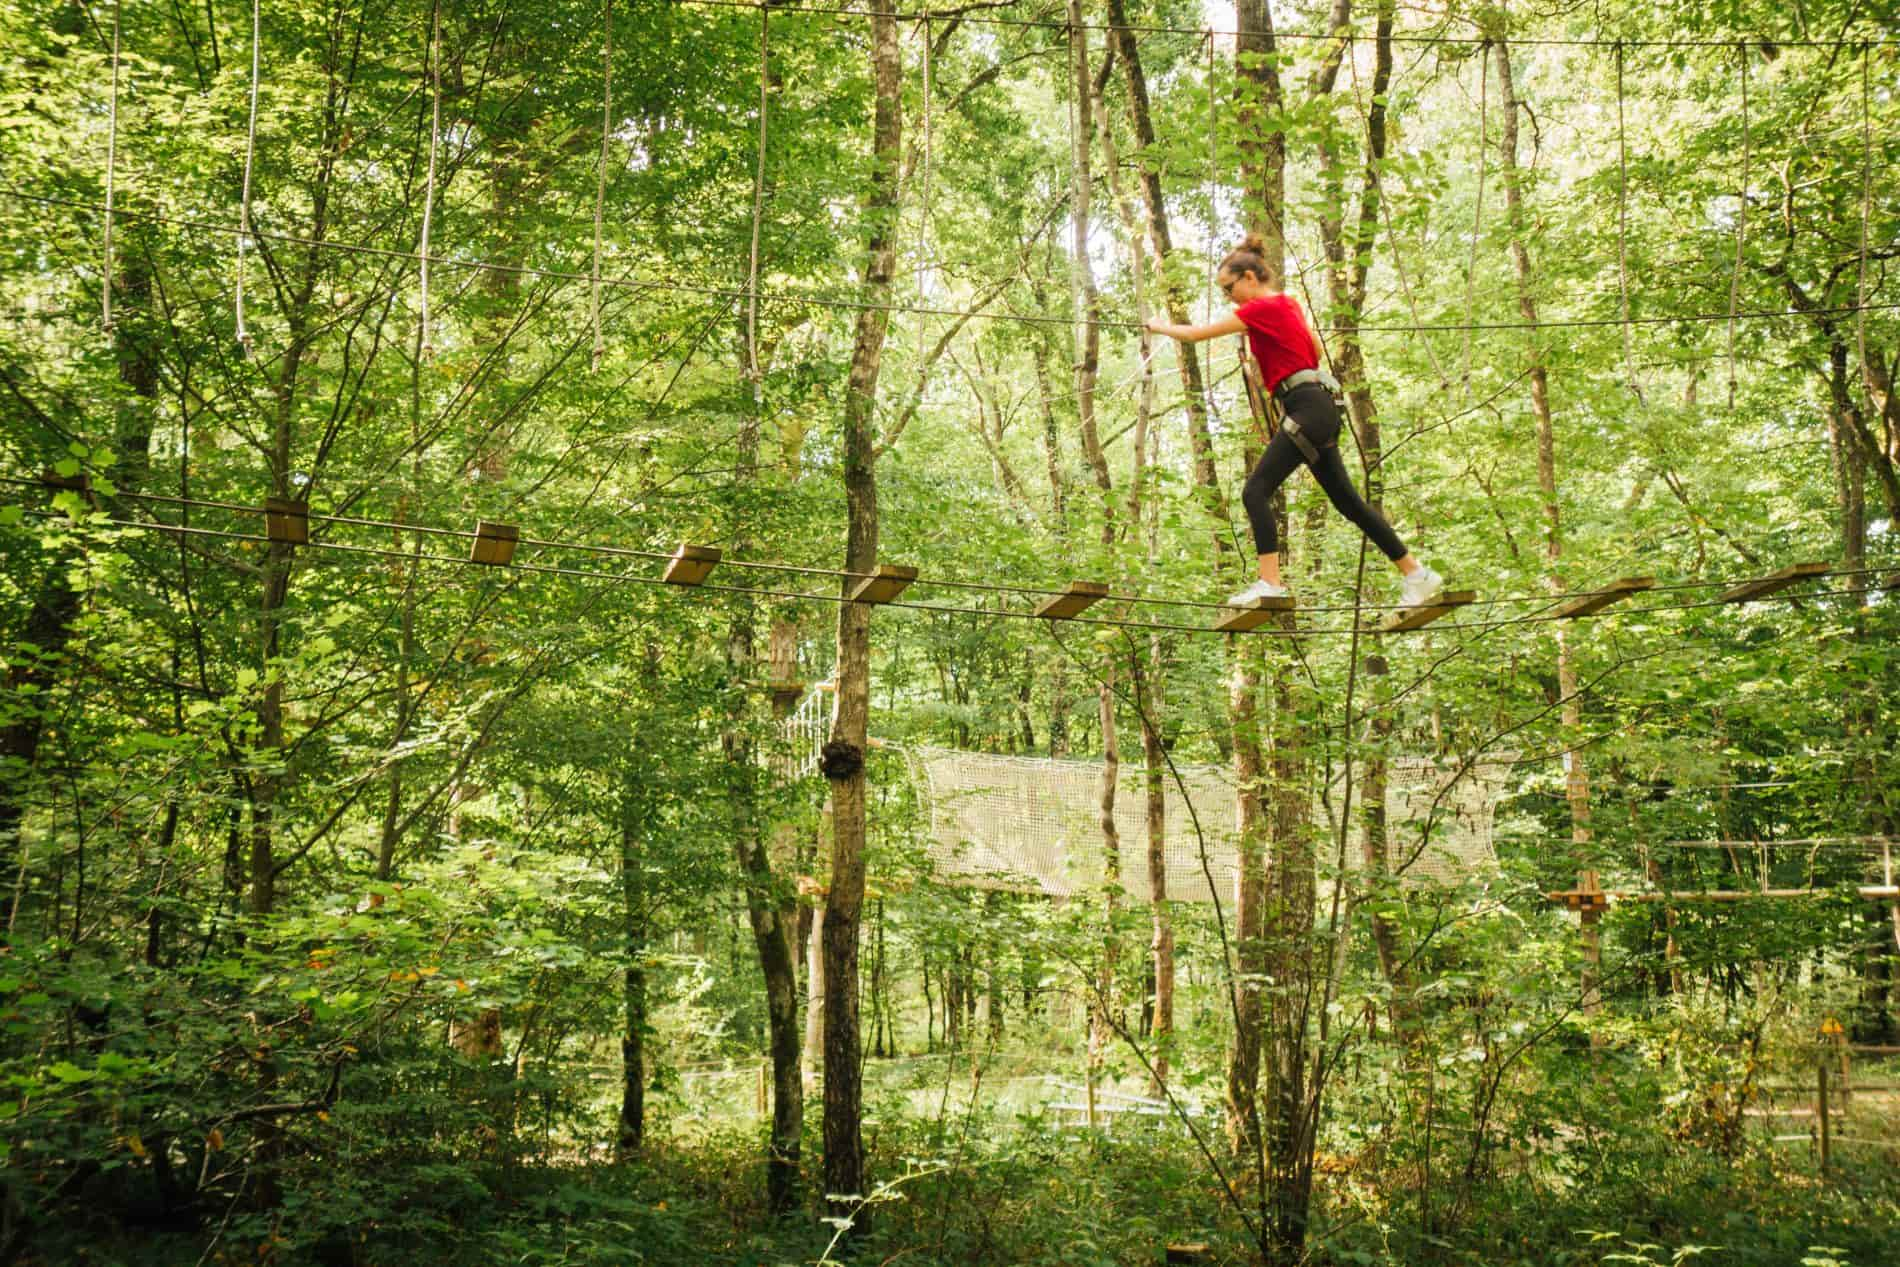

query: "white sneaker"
(1226, 578), (1290, 606)
(1399, 565), (1445, 609)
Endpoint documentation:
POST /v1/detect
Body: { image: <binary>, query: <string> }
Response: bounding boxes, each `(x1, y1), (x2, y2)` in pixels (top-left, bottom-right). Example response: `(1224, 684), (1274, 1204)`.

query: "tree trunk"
(1107, 0), (1228, 545)
(617, 809), (647, 1157)
(1227, 655), (1267, 1162)
(1135, 653), (1173, 1092)
(1234, 1), (1287, 284)
(1067, 0), (1109, 512)
(1494, 36), (1597, 1018)
(821, 0), (901, 1225)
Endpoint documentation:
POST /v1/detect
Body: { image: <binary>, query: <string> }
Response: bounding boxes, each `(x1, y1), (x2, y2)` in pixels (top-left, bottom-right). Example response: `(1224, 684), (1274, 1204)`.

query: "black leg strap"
(1282, 416), (1323, 464)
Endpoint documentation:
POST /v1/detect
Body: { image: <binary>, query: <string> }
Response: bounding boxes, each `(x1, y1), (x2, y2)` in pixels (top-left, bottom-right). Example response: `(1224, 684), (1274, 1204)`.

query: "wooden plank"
(1166, 1244), (1212, 1265)
(1554, 575), (1655, 619)
(40, 468), (90, 495)
(1213, 595), (1295, 633)
(1716, 561), (1830, 603)
(1377, 589), (1475, 633)
(663, 543), (721, 586)
(264, 497), (309, 545)
(469, 520), (519, 566)
(847, 564), (918, 605)
(1034, 579), (1110, 620)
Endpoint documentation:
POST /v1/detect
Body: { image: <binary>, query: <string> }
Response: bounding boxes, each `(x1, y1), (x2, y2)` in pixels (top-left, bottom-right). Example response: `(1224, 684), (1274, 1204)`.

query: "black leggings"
(1240, 384), (1408, 561)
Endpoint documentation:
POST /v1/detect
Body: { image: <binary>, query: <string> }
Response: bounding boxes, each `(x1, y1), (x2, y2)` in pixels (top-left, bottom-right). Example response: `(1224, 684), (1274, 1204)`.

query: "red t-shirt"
(1235, 293), (1318, 393)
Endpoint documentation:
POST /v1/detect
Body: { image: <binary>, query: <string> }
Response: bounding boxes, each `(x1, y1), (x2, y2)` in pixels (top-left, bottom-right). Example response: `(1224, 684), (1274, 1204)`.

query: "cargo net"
(910, 746), (1511, 902)
(781, 692), (1509, 902)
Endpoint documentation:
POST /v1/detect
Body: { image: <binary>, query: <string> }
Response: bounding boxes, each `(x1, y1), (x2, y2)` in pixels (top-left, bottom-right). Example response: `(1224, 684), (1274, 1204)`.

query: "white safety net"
(778, 689), (1508, 902)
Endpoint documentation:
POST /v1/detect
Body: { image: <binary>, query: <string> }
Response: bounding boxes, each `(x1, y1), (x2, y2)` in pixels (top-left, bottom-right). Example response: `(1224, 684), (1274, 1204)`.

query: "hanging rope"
(1727, 42), (1748, 411)
(101, 0), (122, 335)
(1855, 43), (1873, 406)
(593, 0), (615, 372)
(1615, 42), (1644, 404)
(1459, 41), (1489, 402)
(1205, 30), (1218, 321)
(418, 0), (443, 360)
(235, 0), (262, 356)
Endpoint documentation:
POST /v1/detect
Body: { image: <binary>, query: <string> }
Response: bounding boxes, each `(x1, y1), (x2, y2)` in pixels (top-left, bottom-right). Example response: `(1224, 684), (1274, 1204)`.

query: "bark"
(617, 808), (647, 1157)
(1495, 36), (1597, 1017)
(1318, 0), (1413, 1036)
(1067, 1), (1110, 511)
(1134, 652), (1173, 1092)
(803, 877), (827, 1088)
(1087, 676), (1122, 1111)
(726, 426), (803, 1212)
(1226, 653), (1266, 1162)
(821, 0), (901, 1224)
(1106, 0), (1228, 544)
(1233, 1), (1287, 285)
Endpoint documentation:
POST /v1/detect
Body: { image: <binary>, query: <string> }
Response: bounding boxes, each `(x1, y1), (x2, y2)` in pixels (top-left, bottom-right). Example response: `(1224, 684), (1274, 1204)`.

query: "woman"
(1146, 234), (1444, 610)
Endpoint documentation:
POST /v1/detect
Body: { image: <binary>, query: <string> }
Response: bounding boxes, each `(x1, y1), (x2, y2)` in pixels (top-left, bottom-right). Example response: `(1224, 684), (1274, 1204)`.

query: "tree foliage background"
(1, 0), (1896, 1263)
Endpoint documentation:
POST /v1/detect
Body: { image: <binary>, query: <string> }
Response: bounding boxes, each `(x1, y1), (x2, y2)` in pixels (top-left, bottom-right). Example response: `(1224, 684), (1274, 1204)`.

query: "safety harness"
(1237, 337), (1340, 466)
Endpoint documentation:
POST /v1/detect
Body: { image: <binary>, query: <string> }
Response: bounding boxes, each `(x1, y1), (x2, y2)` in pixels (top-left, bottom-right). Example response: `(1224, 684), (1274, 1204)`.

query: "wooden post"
(1817, 1055), (1831, 1172)
(1885, 839), (1899, 960)
(1580, 868), (1602, 1041)
(1823, 1017), (1850, 1112)
(756, 1060), (768, 1119)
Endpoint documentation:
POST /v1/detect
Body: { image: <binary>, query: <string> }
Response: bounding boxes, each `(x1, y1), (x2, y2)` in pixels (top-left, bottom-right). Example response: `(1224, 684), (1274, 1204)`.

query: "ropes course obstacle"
(14, 477), (1882, 640)
(773, 687), (1514, 898)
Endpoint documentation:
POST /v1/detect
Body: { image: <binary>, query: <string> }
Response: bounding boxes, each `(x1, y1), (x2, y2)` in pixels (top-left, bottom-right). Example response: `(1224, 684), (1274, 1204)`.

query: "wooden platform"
(1377, 589), (1474, 633)
(1213, 595), (1294, 633)
(663, 543), (721, 585)
(848, 564), (918, 605)
(264, 497), (309, 545)
(1717, 561), (1829, 603)
(1554, 576), (1654, 618)
(1034, 580), (1109, 620)
(470, 520), (519, 566)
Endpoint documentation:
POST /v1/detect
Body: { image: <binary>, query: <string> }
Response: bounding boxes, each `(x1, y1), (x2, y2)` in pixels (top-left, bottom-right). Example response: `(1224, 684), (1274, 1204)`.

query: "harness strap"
(1280, 415), (1323, 464)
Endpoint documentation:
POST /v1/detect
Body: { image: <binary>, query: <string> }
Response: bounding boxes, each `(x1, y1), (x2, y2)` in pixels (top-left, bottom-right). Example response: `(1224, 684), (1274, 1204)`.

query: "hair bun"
(1237, 232), (1266, 253)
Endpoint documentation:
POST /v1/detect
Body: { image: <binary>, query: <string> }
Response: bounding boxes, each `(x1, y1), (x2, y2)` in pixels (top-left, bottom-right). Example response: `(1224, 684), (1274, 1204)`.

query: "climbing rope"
(235, 0), (262, 356)
(920, 8), (932, 279)
(1459, 41), (1489, 402)
(418, 0), (443, 360)
(1727, 43), (1748, 411)
(101, 0), (121, 336)
(593, 0), (615, 372)
(1205, 30), (1217, 320)
(1615, 43), (1644, 404)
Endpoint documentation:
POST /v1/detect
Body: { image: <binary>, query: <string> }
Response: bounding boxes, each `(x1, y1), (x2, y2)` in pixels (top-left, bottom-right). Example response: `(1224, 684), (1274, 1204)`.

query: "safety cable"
(13, 499), (1893, 638)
